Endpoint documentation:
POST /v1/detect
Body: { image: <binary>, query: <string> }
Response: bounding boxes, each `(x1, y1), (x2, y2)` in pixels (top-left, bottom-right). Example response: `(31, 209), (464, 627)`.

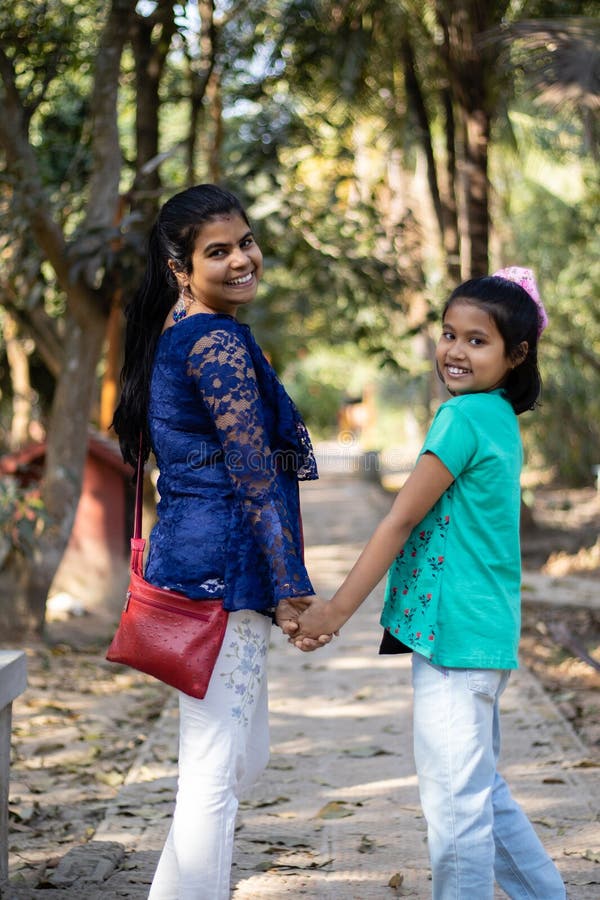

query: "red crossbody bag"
(106, 444), (228, 698)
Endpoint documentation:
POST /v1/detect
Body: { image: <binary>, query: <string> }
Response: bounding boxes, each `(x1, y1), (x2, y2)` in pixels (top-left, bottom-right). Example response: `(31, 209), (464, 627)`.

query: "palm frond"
(485, 17), (600, 111)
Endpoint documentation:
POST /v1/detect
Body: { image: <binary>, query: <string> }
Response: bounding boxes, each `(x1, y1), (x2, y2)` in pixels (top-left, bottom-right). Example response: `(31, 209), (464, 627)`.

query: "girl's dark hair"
(112, 184), (250, 467)
(442, 275), (542, 415)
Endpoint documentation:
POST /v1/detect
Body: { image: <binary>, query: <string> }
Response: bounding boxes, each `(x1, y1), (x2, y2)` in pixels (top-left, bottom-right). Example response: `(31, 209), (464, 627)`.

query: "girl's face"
(180, 213), (263, 317)
(436, 299), (516, 397)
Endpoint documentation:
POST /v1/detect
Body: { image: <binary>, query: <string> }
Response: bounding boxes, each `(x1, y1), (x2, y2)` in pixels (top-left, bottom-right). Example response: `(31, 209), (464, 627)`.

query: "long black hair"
(112, 184), (251, 467)
(442, 275), (542, 415)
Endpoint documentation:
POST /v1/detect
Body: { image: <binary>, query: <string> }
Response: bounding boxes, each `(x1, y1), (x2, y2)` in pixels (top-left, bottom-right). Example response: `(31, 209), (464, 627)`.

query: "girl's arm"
(293, 451), (454, 645)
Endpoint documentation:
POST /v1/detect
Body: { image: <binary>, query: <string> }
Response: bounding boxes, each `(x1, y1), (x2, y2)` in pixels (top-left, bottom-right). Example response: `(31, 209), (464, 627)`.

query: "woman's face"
(181, 213), (263, 317)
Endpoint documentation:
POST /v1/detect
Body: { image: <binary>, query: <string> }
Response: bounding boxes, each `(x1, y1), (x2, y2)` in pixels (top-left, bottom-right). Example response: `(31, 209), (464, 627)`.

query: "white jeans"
(412, 652), (566, 900)
(148, 610), (271, 900)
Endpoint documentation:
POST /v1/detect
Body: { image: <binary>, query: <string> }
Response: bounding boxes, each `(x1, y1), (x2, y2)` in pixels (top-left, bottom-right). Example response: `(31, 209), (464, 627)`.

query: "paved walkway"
(6, 475), (599, 898)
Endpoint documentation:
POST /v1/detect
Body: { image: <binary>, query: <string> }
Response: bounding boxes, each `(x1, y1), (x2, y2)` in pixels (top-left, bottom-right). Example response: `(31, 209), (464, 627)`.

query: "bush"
(0, 477), (49, 566)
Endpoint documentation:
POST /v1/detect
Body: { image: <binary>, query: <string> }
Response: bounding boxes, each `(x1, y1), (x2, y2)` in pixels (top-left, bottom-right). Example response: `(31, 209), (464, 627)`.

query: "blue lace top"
(145, 313), (318, 614)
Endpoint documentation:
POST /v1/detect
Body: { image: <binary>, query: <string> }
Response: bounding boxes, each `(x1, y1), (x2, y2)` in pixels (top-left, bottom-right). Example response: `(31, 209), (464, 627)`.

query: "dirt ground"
(3, 484), (599, 892)
(519, 486), (600, 753)
(6, 643), (170, 891)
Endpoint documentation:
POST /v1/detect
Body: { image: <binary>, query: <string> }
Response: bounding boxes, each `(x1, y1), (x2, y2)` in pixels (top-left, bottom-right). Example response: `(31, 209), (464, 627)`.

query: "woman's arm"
(187, 327), (314, 601)
(293, 451), (454, 644)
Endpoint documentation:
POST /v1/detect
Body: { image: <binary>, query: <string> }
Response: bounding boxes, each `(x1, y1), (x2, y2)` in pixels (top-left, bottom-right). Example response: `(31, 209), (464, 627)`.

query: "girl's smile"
(436, 300), (515, 396)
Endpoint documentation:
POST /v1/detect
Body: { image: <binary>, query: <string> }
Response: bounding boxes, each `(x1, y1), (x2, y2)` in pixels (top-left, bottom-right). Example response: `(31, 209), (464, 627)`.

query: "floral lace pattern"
(145, 314), (316, 612)
(220, 617), (268, 724)
(199, 577), (225, 595)
(187, 327), (314, 600)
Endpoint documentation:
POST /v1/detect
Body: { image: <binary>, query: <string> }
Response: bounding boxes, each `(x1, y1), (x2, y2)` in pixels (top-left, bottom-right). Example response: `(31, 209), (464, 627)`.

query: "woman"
(112, 184), (326, 898)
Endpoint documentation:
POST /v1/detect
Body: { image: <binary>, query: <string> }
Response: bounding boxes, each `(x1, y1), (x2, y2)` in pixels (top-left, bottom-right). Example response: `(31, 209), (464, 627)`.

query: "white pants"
(148, 610), (271, 900)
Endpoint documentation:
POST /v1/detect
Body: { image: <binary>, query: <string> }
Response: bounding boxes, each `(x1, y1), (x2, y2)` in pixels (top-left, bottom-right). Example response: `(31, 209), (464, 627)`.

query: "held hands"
(291, 596), (345, 651)
(275, 595), (336, 652)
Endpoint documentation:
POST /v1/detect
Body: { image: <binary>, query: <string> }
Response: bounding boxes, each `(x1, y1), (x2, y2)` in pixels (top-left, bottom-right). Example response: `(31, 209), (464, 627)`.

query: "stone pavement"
(4, 474), (599, 898)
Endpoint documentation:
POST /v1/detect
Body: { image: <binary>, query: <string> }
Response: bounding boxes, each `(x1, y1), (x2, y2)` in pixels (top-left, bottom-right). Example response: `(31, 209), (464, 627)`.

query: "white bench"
(0, 651), (27, 885)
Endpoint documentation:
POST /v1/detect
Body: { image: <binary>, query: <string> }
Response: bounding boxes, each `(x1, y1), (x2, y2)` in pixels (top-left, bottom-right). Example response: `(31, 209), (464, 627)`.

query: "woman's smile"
(225, 272), (254, 287)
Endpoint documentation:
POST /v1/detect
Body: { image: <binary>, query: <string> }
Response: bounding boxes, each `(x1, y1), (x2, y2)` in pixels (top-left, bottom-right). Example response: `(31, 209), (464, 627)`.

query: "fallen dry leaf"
(240, 795), (290, 809)
(532, 817), (556, 828)
(342, 745), (392, 758)
(314, 800), (355, 819)
(358, 834), (376, 853)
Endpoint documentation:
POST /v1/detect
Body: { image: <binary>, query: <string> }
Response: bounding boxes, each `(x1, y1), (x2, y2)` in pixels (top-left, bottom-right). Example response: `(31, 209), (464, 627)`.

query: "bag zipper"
(124, 591), (216, 622)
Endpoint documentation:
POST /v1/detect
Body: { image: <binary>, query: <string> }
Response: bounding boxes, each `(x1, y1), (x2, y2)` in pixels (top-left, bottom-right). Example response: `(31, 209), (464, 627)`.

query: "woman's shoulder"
(159, 314), (248, 355)
(187, 317), (251, 361)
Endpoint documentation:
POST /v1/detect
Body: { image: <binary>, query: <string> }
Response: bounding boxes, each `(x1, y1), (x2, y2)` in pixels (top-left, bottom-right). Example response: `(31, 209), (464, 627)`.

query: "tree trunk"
(0, 316), (106, 638)
(401, 36), (462, 285)
(0, 0), (136, 637)
(462, 108), (490, 276)
(462, 109), (490, 278)
(435, 0), (510, 277)
(131, 15), (165, 216)
(440, 88), (461, 283)
(129, 3), (176, 223)
(99, 293), (123, 433)
(185, 0), (217, 184)
(401, 35), (444, 243)
(0, 551), (32, 641)
(208, 70), (223, 183)
(3, 312), (32, 449)
(32, 318), (106, 634)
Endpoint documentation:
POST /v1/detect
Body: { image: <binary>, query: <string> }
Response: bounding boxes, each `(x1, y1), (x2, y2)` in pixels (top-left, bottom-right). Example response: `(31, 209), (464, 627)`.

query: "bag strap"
(130, 433), (146, 576)
(134, 433), (144, 540)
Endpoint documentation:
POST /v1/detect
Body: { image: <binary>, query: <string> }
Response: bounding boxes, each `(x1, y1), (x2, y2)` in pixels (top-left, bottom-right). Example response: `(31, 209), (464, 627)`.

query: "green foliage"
(283, 367), (344, 438)
(0, 1), (90, 98)
(0, 1), (101, 314)
(535, 177), (600, 485)
(282, 344), (377, 436)
(240, 178), (414, 372)
(0, 478), (50, 565)
(0, 1), (99, 203)
(1, 0), (599, 489)
(499, 150), (600, 483)
(215, 2), (427, 369)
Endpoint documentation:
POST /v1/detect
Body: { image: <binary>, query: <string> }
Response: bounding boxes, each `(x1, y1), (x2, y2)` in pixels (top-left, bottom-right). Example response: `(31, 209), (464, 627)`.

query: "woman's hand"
(275, 596), (333, 651)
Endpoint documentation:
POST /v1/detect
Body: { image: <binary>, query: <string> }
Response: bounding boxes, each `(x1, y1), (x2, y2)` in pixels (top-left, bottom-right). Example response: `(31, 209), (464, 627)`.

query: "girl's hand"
(275, 596), (333, 651)
(292, 597), (345, 651)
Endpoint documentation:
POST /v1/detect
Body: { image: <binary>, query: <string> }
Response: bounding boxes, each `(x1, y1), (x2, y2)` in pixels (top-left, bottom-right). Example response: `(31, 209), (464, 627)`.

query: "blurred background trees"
(0, 0), (598, 635)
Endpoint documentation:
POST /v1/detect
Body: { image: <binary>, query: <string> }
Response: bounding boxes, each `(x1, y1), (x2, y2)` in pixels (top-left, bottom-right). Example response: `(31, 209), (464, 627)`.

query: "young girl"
(292, 268), (566, 899)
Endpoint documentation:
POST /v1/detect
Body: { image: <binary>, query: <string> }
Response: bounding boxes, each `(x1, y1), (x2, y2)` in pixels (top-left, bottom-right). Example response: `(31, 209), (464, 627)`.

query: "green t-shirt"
(381, 390), (522, 669)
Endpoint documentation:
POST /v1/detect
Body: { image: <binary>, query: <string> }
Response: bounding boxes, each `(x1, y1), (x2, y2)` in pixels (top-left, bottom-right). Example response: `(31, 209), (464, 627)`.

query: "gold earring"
(173, 285), (189, 322)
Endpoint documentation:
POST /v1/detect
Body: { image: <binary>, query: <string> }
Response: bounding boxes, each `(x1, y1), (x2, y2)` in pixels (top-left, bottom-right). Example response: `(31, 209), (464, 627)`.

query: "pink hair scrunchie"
(492, 266), (548, 336)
